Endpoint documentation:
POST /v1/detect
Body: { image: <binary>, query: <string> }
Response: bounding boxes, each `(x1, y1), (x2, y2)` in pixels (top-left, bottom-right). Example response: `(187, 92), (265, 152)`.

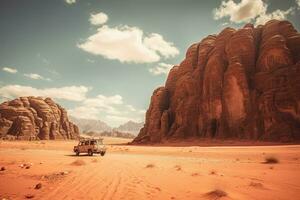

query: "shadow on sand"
(64, 154), (93, 157)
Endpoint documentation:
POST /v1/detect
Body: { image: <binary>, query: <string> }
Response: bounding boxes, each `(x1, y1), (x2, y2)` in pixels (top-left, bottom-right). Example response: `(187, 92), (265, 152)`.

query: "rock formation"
(133, 20), (300, 143)
(0, 96), (79, 140)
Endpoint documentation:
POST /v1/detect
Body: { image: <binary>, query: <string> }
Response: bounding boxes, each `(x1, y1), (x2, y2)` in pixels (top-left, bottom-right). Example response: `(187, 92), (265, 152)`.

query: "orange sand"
(0, 138), (299, 200)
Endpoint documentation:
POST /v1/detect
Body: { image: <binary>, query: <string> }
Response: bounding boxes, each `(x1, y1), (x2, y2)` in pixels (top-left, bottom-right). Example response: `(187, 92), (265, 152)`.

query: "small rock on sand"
(145, 164), (155, 168)
(0, 167), (5, 171)
(60, 171), (69, 175)
(20, 163), (33, 169)
(204, 189), (227, 199)
(25, 194), (34, 199)
(35, 183), (42, 190)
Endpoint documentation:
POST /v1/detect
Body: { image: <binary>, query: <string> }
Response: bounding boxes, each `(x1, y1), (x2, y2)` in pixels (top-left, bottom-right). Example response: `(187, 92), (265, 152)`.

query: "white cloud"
(0, 85), (89, 102)
(24, 73), (51, 81)
(90, 12), (108, 25)
(126, 105), (136, 112)
(149, 62), (173, 75)
(255, 8), (294, 25)
(82, 95), (123, 115)
(214, 0), (266, 23)
(78, 25), (179, 63)
(68, 94), (145, 126)
(68, 106), (100, 120)
(65, 0), (76, 5)
(144, 34), (179, 58)
(2, 67), (18, 74)
(214, 0), (294, 25)
(84, 95), (123, 107)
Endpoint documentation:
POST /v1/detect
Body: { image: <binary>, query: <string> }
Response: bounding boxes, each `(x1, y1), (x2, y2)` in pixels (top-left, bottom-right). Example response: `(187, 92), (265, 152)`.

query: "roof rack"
(79, 137), (103, 141)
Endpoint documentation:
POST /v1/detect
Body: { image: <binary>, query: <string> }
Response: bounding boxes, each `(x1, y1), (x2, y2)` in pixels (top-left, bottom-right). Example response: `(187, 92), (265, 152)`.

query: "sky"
(1, 0), (300, 127)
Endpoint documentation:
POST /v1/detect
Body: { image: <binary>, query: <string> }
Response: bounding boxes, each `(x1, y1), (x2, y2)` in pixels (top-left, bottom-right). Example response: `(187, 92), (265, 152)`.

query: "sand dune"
(0, 140), (300, 199)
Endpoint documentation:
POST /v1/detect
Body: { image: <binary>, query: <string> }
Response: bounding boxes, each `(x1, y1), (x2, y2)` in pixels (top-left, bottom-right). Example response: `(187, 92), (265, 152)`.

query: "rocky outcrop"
(133, 20), (300, 143)
(0, 97), (79, 140)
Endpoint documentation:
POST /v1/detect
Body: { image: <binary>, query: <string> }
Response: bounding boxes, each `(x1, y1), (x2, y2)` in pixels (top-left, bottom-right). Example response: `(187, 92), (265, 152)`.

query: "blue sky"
(1, 0), (299, 126)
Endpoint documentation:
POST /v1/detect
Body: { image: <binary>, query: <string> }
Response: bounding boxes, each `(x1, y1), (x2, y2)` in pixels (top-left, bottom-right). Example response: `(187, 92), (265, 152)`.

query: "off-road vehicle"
(73, 138), (106, 156)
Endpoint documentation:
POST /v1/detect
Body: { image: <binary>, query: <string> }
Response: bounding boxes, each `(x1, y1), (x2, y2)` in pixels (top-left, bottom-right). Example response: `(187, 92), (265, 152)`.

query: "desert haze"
(1, 0), (300, 200)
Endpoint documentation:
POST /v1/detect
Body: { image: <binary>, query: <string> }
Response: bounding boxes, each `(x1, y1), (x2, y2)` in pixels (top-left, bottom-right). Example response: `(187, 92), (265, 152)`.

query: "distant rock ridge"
(133, 20), (300, 144)
(113, 120), (144, 136)
(0, 96), (79, 140)
(83, 130), (136, 139)
(70, 116), (112, 133)
(70, 116), (143, 136)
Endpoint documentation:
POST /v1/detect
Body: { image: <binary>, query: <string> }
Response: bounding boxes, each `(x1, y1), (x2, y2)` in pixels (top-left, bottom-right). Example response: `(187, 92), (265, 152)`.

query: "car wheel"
(88, 149), (93, 156)
(75, 150), (80, 156)
(100, 152), (105, 156)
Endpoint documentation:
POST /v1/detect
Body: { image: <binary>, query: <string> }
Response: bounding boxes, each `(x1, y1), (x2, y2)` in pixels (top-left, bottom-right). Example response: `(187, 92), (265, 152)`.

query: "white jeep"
(73, 138), (106, 156)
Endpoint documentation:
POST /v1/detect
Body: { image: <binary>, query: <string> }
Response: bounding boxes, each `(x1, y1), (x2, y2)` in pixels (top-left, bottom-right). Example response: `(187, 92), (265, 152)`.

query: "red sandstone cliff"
(133, 20), (300, 143)
(0, 96), (79, 140)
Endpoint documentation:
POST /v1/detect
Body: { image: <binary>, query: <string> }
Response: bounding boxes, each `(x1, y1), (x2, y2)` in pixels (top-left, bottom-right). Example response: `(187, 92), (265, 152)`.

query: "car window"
(80, 142), (85, 146)
(91, 141), (96, 145)
(85, 141), (89, 145)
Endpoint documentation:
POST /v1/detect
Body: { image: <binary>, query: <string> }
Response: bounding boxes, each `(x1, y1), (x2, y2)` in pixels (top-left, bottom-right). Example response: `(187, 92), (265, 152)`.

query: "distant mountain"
(70, 117), (143, 136)
(70, 116), (112, 133)
(84, 130), (135, 139)
(114, 121), (144, 136)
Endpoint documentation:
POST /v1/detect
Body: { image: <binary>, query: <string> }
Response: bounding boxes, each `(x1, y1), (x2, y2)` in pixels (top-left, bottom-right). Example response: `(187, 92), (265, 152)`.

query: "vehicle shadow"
(64, 154), (92, 157)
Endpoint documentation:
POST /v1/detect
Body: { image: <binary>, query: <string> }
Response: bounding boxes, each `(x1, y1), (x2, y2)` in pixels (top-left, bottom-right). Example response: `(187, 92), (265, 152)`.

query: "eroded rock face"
(0, 96), (79, 140)
(133, 20), (300, 143)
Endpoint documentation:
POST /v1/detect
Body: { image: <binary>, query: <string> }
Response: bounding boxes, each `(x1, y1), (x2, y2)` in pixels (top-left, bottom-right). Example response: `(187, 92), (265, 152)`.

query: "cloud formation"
(90, 12), (108, 25)
(2, 67), (17, 74)
(214, 0), (266, 23)
(149, 63), (173, 75)
(214, 0), (295, 25)
(68, 94), (145, 126)
(144, 34), (179, 58)
(255, 8), (294, 26)
(0, 85), (89, 101)
(24, 73), (51, 81)
(65, 0), (76, 5)
(78, 24), (179, 63)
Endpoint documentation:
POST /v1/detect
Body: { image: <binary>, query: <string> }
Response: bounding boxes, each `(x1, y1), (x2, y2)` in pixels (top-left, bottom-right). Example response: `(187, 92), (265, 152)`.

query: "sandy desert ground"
(0, 138), (300, 200)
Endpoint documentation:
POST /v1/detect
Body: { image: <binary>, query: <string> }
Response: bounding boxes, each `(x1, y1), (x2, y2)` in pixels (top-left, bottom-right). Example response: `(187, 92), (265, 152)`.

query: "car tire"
(75, 150), (80, 156)
(100, 152), (105, 156)
(88, 149), (93, 156)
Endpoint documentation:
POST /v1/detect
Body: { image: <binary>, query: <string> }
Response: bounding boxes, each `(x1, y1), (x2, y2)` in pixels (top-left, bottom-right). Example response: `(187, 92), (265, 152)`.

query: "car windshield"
(90, 140), (96, 145)
(78, 139), (103, 145)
